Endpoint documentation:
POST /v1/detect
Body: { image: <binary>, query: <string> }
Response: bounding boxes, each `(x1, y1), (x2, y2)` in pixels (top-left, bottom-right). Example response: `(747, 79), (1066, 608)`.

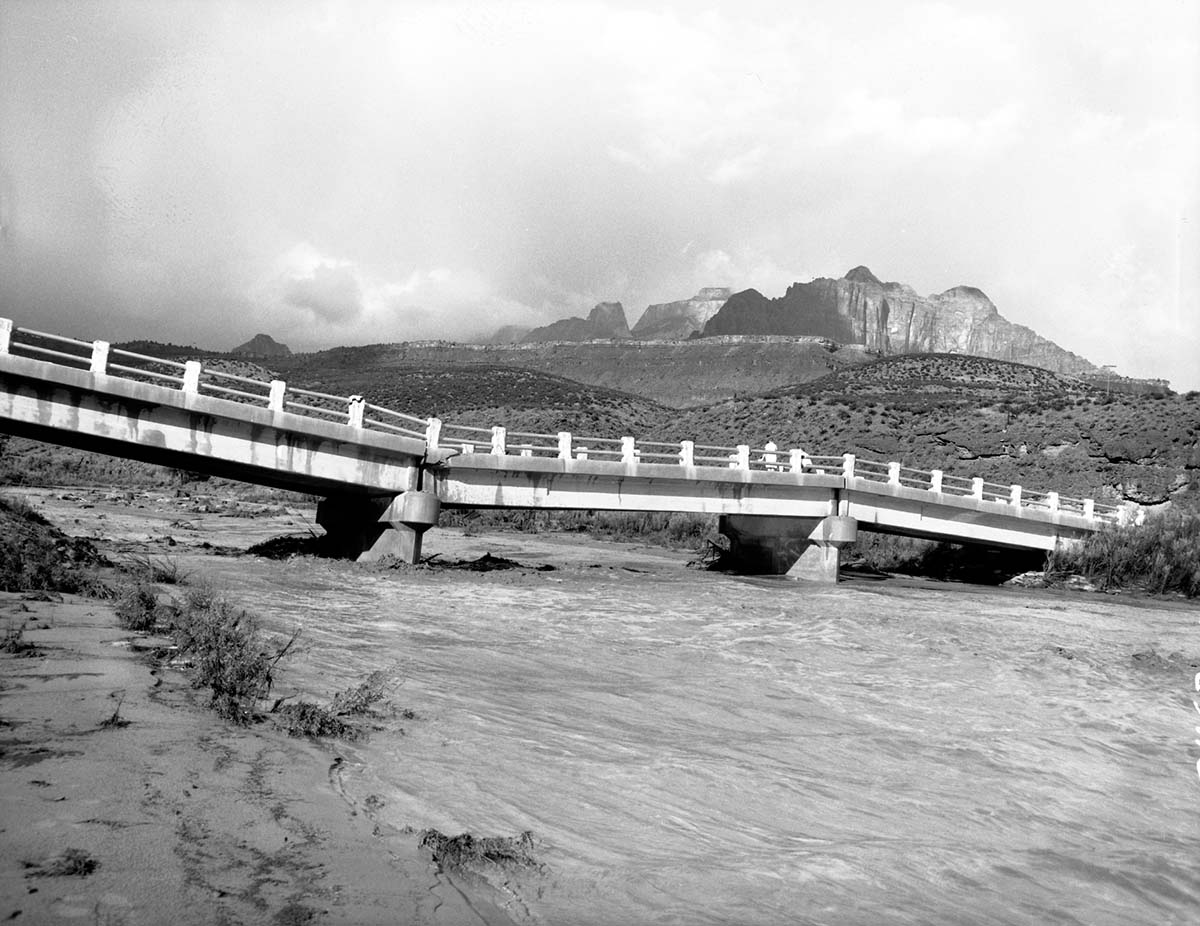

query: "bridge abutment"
(719, 514), (858, 582)
(316, 490), (441, 564)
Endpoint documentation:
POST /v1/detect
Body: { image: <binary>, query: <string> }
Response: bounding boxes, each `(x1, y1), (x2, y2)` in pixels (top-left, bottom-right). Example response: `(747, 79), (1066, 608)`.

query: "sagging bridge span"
(0, 317), (1133, 582)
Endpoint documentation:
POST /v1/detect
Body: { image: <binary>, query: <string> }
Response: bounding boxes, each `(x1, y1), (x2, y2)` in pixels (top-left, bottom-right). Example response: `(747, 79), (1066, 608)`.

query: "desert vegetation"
(441, 508), (719, 550)
(1047, 509), (1200, 598)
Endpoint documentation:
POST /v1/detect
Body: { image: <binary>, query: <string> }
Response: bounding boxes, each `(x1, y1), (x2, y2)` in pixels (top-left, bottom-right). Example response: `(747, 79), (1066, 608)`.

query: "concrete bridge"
(0, 317), (1133, 581)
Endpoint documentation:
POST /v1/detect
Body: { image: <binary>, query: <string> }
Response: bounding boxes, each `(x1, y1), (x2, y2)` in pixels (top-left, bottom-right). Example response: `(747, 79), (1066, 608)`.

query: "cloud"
(0, 0), (1195, 388)
(285, 264), (364, 323)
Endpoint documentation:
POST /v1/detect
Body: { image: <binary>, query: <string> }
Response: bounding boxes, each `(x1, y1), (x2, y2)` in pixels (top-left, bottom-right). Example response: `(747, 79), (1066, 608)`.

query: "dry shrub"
(419, 829), (540, 873)
(168, 583), (298, 724)
(273, 670), (400, 741)
(115, 582), (163, 632)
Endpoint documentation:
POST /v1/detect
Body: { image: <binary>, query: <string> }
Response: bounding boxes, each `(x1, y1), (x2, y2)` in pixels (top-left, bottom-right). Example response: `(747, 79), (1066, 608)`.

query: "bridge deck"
(0, 317), (1132, 563)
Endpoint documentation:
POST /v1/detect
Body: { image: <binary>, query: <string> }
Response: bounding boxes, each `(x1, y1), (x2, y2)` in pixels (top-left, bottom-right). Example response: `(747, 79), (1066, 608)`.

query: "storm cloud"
(0, 0), (1196, 387)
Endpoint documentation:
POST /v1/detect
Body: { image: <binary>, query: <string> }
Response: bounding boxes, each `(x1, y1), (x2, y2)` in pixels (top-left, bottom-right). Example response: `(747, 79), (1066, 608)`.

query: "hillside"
(269, 336), (878, 409)
(662, 357), (1199, 506)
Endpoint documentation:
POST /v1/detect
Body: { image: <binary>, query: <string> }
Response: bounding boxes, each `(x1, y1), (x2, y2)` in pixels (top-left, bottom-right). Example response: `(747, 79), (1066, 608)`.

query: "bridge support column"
(719, 514), (858, 583)
(316, 490), (441, 564)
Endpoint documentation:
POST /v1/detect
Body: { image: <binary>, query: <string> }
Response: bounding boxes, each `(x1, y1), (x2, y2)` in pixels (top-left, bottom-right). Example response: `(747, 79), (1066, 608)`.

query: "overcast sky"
(1, 0), (1197, 388)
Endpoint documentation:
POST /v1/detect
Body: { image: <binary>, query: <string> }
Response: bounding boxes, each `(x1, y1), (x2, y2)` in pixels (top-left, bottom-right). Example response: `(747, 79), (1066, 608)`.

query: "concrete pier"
(316, 490), (441, 564)
(719, 514), (858, 582)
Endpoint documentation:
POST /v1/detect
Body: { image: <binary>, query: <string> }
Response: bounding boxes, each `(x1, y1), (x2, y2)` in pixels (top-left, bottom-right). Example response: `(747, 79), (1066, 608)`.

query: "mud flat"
(4, 486), (1200, 925)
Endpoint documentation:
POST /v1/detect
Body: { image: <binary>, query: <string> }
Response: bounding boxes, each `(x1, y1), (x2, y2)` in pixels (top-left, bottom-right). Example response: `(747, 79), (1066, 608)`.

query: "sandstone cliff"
(522, 302), (632, 342)
(701, 267), (1098, 375)
(631, 287), (732, 339)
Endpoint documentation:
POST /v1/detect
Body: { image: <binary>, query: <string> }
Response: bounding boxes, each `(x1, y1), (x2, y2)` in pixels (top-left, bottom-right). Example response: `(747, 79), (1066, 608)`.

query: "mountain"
(631, 287), (732, 339)
(486, 325), (533, 344)
(231, 333), (291, 358)
(522, 302), (632, 342)
(701, 267), (1098, 375)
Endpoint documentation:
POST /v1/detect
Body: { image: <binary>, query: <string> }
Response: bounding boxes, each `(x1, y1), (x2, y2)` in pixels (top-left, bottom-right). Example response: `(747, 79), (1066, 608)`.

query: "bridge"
(0, 317), (1133, 582)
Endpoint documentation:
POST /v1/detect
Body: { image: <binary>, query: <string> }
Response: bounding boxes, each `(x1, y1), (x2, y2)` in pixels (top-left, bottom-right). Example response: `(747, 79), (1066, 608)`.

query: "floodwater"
(209, 535), (1199, 925)
(24, 490), (1200, 924)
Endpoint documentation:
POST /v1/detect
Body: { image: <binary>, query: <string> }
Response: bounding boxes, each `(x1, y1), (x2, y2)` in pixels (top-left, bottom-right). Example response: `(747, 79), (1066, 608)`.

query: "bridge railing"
(1, 317), (1128, 527)
(364, 404), (429, 440)
(568, 436), (629, 462)
(5, 326), (96, 369)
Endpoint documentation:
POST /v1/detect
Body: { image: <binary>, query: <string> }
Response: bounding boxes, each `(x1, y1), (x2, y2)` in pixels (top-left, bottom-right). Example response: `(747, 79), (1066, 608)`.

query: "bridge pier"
(719, 514), (858, 582)
(316, 490), (441, 564)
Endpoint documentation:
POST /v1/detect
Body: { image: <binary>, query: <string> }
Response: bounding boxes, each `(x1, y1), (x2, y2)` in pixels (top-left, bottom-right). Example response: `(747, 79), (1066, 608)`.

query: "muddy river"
(20, 488), (1200, 925)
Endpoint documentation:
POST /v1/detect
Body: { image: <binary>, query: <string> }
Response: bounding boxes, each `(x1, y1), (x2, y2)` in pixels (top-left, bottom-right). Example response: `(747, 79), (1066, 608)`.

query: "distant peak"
(844, 266), (881, 285)
(231, 333), (291, 357)
(939, 285), (993, 302)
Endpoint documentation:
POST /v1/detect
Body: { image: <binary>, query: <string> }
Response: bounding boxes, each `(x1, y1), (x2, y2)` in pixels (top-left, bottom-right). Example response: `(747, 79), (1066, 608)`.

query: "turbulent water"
(187, 529), (1200, 926)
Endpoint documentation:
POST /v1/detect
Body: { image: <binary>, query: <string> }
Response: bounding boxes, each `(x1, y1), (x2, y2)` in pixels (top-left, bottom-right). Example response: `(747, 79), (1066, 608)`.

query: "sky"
(1, 0), (1197, 389)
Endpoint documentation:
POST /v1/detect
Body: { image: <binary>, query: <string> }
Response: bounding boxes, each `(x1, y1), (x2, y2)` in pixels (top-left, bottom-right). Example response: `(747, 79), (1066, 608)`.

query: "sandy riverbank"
(0, 587), (512, 925)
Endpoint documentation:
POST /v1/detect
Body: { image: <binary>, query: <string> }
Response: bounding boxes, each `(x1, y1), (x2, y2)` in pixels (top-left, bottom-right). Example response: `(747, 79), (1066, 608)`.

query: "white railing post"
(929, 469), (943, 493)
(887, 461), (901, 485)
(1083, 498), (1095, 519)
(182, 360), (202, 394)
(621, 436), (637, 464)
(347, 395), (365, 428)
(491, 426), (507, 455)
(971, 477), (984, 500)
(268, 380), (287, 412)
(1046, 491), (1060, 512)
(558, 431), (572, 460)
(680, 440), (694, 467)
(1009, 484), (1022, 506)
(426, 417), (442, 450)
(842, 454), (856, 479)
(0, 318), (11, 354)
(736, 445), (750, 470)
(89, 340), (110, 375)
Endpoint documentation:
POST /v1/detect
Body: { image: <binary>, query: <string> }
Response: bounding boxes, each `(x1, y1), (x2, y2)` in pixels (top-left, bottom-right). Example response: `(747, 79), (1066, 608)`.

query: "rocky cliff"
(522, 302), (632, 342)
(631, 287), (732, 339)
(701, 267), (1098, 375)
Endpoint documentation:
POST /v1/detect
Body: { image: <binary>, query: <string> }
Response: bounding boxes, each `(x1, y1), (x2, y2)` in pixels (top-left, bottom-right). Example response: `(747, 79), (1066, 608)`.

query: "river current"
(189, 527), (1199, 926)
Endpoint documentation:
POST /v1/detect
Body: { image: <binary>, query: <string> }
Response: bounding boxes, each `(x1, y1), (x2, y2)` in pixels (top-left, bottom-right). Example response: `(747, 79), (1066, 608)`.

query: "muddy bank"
(0, 577), (516, 921)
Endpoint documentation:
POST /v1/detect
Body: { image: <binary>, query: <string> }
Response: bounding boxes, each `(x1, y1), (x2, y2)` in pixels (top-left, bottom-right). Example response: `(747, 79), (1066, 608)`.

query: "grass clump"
(114, 583), (164, 632)
(23, 848), (100, 878)
(123, 553), (188, 585)
(1048, 509), (1200, 597)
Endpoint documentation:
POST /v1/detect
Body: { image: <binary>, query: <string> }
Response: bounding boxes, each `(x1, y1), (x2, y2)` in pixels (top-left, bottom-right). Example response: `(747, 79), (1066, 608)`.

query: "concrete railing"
(0, 316), (1129, 526)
